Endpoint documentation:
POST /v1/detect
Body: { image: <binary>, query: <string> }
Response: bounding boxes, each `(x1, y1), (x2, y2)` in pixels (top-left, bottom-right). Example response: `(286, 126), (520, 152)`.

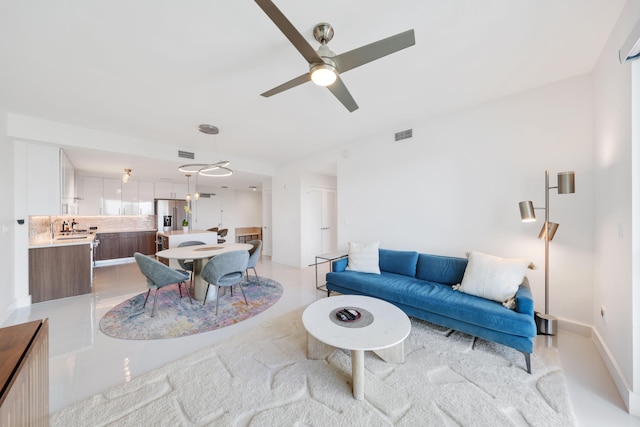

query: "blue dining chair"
(134, 252), (192, 317)
(246, 240), (262, 284)
(200, 250), (250, 314)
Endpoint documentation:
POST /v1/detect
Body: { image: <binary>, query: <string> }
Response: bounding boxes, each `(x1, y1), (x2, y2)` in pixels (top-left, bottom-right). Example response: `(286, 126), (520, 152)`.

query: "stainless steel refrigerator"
(155, 199), (189, 232)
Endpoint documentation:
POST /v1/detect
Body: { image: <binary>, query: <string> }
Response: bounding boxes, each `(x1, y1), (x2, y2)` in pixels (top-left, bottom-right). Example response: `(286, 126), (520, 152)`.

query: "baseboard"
(557, 318), (591, 337)
(559, 317), (639, 416)
(0, 295), (31, 326)
(591, 326), (639, 416)
(95, 257), (135, 267)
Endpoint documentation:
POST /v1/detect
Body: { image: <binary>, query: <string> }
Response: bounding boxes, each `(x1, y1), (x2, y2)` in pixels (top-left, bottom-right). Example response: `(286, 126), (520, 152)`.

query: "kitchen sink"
(56, 236), (89, 240)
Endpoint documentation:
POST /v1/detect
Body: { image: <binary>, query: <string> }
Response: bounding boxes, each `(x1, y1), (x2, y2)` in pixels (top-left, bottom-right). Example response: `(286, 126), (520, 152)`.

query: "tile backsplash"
(29, 215), (156, 240)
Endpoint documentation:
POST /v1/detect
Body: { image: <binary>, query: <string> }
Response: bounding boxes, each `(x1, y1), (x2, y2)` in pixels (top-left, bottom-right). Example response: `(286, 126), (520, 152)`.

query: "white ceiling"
(0, 0), (627, 190)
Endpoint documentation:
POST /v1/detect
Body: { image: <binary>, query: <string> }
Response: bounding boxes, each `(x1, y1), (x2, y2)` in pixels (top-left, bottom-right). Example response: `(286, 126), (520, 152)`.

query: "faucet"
(50, 218), (64, 239)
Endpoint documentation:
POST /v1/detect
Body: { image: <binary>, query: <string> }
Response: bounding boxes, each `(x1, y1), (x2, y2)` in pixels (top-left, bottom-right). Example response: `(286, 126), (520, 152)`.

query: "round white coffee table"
(302, 295), (411, 400)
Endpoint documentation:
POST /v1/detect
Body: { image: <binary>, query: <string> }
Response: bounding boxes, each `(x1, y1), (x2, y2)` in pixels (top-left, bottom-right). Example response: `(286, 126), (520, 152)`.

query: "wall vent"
(178, 150), (195, 159)
(394, 129), (413, 142)
(199, 193), (215, 198)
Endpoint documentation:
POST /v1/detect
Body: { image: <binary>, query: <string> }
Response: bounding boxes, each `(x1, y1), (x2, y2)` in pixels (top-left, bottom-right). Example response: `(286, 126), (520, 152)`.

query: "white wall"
(592, 0), (640, 413)
(233, 190), (262, 228)
(337, 75), (594, 326)
(0, 108), (16, 324)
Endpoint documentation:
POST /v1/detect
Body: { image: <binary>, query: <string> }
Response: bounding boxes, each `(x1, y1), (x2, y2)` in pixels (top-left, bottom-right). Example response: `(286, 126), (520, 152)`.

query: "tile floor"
(3, 257), (639, 426)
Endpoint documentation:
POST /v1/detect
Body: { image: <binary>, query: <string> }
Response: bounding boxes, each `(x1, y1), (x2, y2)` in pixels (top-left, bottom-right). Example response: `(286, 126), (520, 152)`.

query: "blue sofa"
(326, 249), (537, 372)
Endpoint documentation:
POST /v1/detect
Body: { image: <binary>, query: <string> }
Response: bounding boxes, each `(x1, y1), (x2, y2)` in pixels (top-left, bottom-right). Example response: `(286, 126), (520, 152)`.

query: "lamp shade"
(538, 222), (559, 241)
(519, 201), (536, 222)
(557, 171), (575, 194)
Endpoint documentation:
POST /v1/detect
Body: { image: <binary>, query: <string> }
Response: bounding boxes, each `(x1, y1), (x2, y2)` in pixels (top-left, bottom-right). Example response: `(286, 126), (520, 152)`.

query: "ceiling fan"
(255, 0), (416, 112)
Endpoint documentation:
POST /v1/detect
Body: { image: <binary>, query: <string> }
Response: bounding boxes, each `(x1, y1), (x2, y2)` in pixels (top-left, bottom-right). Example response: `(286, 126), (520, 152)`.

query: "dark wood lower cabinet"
(95, 230), (157, 261)
(29, 244), (91, 303)
(0, 319), (49, 426)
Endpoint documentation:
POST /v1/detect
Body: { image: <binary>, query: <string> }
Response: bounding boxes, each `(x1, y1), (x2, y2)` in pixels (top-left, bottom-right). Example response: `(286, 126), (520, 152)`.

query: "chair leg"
(151, 289), (160, 317)
(183, 281), (192, 304)
(238, 283), (248, 305)
(178, 283), (183, 298)
(143, 289), (151, 308)
(247, 267), (259, 284)
(215, 286), (221, 315)
(203, 283), (210, 305)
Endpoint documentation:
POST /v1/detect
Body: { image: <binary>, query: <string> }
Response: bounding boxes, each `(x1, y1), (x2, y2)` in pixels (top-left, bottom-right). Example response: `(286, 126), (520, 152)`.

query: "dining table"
(156, 242), (253, 301)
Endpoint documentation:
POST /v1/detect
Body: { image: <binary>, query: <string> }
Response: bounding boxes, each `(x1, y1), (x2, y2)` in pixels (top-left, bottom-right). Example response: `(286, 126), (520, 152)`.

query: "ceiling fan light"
(310, 63), (337, 86)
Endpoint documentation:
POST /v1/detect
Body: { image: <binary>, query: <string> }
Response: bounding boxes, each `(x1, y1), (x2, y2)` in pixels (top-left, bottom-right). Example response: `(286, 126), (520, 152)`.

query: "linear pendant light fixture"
(178, 124), (233, 177)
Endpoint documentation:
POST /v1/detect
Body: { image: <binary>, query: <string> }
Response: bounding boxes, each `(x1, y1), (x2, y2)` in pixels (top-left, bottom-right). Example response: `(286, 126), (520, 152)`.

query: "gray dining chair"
(246, 240), (262, 284)
(200, 250), (250, 314)
(177, 240), (205, 291)
(217, 228), (228, 244)
(134, 252), (192, 317)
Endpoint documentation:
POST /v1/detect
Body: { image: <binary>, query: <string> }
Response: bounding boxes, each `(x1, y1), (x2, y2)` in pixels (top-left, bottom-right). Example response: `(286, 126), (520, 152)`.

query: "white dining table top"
(156, 242), (253, 260)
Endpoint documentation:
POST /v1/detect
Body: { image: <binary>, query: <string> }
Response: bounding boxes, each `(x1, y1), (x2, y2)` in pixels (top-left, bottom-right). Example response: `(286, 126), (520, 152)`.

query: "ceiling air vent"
(394, 129), (413, 142)
(178, 150), (195, 159)
(199, 193), (215, 198)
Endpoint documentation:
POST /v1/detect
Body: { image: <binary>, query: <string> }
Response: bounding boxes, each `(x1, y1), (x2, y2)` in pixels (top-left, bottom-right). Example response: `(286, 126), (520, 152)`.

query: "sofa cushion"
(378, 249), (419, 277)
(456, 251), (528, 303)
(416, 254), (467, 285)
(346, 241), (380, 274)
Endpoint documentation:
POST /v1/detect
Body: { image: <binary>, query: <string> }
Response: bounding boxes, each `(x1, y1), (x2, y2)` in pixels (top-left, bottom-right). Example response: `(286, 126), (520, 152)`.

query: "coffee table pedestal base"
(307, 334), (405, 400)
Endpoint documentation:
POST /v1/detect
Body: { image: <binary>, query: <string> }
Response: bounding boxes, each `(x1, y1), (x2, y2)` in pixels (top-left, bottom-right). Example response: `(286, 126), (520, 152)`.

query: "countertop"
(156, 230), (216, 237)
(29, 233), (97, 249)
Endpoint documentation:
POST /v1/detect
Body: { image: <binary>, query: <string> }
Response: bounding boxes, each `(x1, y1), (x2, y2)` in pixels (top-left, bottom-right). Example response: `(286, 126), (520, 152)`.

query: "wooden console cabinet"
(0, 319), (49, 426)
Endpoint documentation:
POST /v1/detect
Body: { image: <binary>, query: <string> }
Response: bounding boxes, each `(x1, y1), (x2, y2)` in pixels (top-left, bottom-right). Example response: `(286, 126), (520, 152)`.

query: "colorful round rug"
(99, 277), (283, 340)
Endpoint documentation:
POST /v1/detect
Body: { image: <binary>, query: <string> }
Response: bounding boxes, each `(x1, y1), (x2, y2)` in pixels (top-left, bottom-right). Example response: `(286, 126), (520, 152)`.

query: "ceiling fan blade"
(260, 73), (311, 97)
(333, 29), (415, 73)
(255, 0), (323, 65)
(327, 76), (359, 112)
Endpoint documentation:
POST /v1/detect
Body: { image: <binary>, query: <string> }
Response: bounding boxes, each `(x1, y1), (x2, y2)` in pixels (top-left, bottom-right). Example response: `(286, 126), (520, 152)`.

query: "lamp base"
(535, 312), (557, 336)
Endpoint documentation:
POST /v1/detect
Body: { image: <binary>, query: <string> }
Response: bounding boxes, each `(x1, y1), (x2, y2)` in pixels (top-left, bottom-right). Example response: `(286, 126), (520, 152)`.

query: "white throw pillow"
(456, 251), (528, 304)
(346, 241), (381, 274)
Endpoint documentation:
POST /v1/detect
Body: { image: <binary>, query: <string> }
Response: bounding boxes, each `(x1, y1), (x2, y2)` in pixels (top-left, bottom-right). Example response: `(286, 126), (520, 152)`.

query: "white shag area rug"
(51, 308), (575, 426)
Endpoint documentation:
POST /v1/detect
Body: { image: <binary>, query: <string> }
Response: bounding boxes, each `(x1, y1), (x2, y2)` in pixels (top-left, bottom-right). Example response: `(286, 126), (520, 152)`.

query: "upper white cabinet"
(155, 181), (188, 200)
(138, 181), (155, 214)
(60, 150), (76, 215)
(103, 178), (122, 215)
(77, 176), (103, 215)
(26, 143), (61, 215)
(78, 176), (155, 215)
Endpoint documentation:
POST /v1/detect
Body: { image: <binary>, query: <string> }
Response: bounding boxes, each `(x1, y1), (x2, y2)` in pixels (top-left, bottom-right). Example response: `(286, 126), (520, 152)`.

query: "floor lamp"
(518, 170), (575, 335)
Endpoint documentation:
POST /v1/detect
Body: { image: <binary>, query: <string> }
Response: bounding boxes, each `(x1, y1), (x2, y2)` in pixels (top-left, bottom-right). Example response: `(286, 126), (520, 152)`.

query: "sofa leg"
(327, 290), (331, 297)
(522, 352), (531, 374)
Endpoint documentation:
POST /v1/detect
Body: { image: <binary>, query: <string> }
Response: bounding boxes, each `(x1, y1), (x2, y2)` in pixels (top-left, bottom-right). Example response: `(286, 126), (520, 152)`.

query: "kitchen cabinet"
(26, 143), (61, 215)
(138, 181), (155, 214)
(0, 319), (49, 426)
(139, 231), (157, 255)
(95, 231), (157, 261)
(122, 181), (155, 215)
(121, 181), (138, 215)
(78, 176), (104, 215)
(155, 182), (189, 199)
(60, 150), (76, 215)
(29, 244), (92, 302)
(103, 178), (122, 215)
(95, 233), (120, 260)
